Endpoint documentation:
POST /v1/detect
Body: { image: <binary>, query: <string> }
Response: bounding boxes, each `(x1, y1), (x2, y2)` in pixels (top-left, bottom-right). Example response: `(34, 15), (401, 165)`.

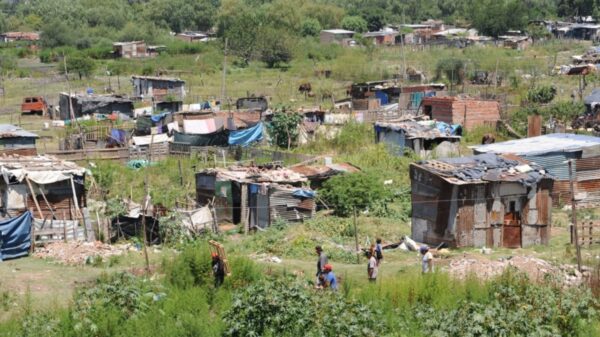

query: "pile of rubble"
(447, 255), (590, 286)
(34, 241), (128, 265)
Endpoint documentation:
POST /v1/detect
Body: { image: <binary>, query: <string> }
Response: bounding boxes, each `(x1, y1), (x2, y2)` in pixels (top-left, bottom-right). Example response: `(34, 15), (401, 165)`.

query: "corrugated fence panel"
(269, 188), (314, 223)
(576, 156), (600, 171)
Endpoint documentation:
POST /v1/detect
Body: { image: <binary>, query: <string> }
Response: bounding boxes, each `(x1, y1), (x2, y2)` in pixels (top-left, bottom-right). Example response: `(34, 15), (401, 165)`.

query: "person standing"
(315, 245), (328, 286)
(212, 252), (225, 287)
(420, 246), (434, 273)
(321, 264), (338, 290)
(367, 251), (378, 282)
(375, 238), (383, 266)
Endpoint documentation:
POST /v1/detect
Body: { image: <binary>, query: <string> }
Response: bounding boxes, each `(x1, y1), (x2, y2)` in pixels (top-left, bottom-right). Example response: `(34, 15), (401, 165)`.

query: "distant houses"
(112, 41), (165, 58)
(319, 29), (355, 46)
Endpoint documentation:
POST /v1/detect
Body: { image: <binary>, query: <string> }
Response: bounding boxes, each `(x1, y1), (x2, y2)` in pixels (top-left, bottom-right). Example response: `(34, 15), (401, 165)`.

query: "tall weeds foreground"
(1, 241), (598, 337)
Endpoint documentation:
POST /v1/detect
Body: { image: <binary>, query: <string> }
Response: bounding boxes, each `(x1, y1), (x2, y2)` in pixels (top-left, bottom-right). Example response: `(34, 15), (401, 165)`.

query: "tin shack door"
(502, 210), (522, 248)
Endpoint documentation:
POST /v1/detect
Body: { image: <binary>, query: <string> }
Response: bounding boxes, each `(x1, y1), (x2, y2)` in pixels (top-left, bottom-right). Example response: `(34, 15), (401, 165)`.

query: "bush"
(300, 18), (322, 37)
(267, 112), (303, 149)
(163, 241), (213, 289)
(320, 171), (392, 217)
(223, 277), (385, 337)
(527, 85), (556, 104)
(341, 16), (368, 33)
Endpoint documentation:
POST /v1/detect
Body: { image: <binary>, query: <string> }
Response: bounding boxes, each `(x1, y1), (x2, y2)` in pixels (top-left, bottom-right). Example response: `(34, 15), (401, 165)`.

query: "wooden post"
(178, 159), (184, 186)
(62, 218), (67, 243)
(25, 177), (44, 219)
(141, 174), (151, 275)
(82, 208), (95, 242)
(568, 160), (582, 272)
(353, 208), (360, 264)
(70, 177), (82, 218)
(36, 182), (56, 220)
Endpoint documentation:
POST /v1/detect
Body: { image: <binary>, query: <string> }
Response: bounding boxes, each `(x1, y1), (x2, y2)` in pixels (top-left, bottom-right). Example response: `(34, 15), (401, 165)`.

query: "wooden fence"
(577, 220), (600, 247)
(45, 147), (130, 161)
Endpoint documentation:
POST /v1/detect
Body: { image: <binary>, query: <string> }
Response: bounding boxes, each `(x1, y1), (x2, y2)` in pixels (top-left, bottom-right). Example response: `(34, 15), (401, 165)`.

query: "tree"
(259, 28), (293, 68)
(320, 172), (392, 217)
(527, 23), (551, 44)
(61, 55), (96, 80)
(341, 16), (367, 33)
(144, 0), (220, 33)
(435, 58), (465, 85)
(471, 0), (527, 38)
(300, 18), (321, 37)
(361, 8), (387, 32)
(40, 19), (75, 48)
(220, 8), (265, 66)
(267, 112), (302, 149)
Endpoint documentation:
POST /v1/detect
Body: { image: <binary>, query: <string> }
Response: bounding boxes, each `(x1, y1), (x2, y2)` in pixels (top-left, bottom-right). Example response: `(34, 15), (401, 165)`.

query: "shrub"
(527, 85), (556, 104)
(320, 171), (392, 217)
(223, 277), (385, 337)
(267, 112), (303, 149)
(341, 16), (368, 33)
(163, 241), (212, 289)
(300, 18), (321, 37)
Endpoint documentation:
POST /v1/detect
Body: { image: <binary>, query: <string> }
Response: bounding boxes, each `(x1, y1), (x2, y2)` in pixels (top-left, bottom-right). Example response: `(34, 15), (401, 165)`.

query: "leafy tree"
(300, 18), (321, 37)
(435, 58), (465, 84)
(144, 0), (220, 33)
(471, 0), (527, 38)
(267, 112), (302, 149)
(61, 54), (96, 80)
(341, 15), (367, 33)
(40, 19), (75, 48)
(259, 28), (293, 68)
(220, 8), (265, 66)
(361, 7), (386, 32)
(321, 172), (392, 217)
(527, 23), (551, 44)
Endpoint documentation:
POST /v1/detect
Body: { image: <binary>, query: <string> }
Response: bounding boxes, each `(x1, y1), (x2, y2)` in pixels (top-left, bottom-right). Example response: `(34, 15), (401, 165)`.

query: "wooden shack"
(0, 155), (86, 220)
(131, 76), (186, 103)
(410, 154), (554, 248)
(0, 124), (38, 156)
(196, 166), (315, 229)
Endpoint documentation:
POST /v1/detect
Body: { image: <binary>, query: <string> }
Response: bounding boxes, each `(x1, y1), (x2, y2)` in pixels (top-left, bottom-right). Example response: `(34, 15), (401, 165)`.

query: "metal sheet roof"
(0, 124), (38, 138)
(472, 133), (600, 156)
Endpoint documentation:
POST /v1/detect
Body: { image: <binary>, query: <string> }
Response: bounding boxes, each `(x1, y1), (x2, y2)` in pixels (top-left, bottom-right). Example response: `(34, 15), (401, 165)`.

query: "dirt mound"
(447, 255), (588, 286)
(34, 241), (127, 265)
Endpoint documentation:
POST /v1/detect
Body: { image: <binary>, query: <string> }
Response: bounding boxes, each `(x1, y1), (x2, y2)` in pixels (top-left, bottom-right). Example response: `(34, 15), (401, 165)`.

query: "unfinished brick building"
(421, 96), (500, 130)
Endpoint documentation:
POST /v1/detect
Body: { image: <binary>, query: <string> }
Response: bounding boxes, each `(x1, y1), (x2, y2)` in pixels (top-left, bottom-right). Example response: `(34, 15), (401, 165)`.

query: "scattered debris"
(33, 241), (128, 265)
(447, 255), (590, 286)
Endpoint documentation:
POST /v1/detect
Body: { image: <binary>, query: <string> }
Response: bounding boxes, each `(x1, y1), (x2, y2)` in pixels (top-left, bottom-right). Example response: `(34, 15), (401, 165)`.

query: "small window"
(31, 98), (38, 102)
(25, 98), (31, 103)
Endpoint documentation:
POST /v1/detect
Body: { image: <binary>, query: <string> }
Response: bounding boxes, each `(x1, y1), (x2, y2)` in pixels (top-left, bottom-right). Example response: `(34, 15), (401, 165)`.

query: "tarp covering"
(183, 118), (225, 134)
(0, 156), (86, 185)
(150, 112), (170, 123)
(173, 130), (229, 146)
(0, 211), (32, 260)
(228, 123), (263, 147)
(292, 189), (316, 198)
(132, 133), (172, 146)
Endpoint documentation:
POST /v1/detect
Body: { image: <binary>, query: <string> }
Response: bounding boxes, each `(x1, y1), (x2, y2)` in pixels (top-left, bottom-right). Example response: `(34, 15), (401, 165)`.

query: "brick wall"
(423, 97), (500, 130)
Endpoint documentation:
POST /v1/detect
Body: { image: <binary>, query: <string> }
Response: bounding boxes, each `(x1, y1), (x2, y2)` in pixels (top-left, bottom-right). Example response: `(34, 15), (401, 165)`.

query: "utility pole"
(568, 160), (582, 272)
(221, 38), (228, 107)
(353, 207), (360, 264)
(401, 11), (407, 81)
(141, 172), (151, 275)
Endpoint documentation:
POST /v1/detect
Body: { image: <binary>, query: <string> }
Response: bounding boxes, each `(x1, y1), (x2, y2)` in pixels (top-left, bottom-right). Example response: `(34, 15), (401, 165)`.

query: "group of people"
(315, 239), (435, 290)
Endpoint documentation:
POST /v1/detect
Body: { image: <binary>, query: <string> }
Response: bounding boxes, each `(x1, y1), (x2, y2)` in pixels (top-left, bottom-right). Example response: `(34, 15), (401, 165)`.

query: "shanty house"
(363, 30), (398, 45)
(350, 81), (446, 111)
(567, 24), (600, 41)
(410, 154), (554, 248)
(176, 31), (212, 43)
(0, 32), (39, 43)
(59, 93), (134, 120)
(421, 96), (501, 130)
(0, 124), (38, 156)
(196, 166), (315, 229)
(472, 133), (600, 207)
(113, 41), (148, 58)
(131, 76), (186, 103)
(290, 162), (360, 189)
(0, 155), (86, 220)
(374, 120), (461, 157)
(320, 29), (355, 46)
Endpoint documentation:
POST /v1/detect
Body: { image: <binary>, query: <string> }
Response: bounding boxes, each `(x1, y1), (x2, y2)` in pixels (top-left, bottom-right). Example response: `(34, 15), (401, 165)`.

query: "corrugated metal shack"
(113, 41), (148, 58)
(0, 155), (86, 220)
(350, 81), (446, 112)
(196, 166), (315, 229)
(0, 124), (38, 156)
(374, 120), (461, 157)
(131, 76), (186, 103)
(59, 93), (134, 119)
(421, 96), (500, 130)
(472, 133), (600, 207)
(290, 162), (360, 189)
(410, 153), (553, 248)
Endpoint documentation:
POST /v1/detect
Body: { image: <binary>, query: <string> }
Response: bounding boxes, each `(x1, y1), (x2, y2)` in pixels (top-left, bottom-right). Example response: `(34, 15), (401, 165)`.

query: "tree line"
(0, 0), (596, 69)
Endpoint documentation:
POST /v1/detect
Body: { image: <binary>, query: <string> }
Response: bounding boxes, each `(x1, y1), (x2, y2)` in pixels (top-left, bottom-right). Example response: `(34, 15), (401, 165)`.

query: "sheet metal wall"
(410, 164), (551, 248)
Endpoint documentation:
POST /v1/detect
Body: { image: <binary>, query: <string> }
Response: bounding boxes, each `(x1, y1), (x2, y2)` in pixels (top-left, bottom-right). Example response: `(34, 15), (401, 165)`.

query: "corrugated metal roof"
(472, 133), (600, 156)
(522, 152), (579, 180)
(0, 124), (38, 138)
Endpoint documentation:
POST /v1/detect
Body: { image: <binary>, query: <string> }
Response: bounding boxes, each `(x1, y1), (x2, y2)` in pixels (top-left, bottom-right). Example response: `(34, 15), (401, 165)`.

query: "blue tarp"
(150, 112), (170, 123)
(292, 189), (316, 198)
(228, 123), (263, 147)
(0, 211), (32, 260)
(375, 91), (389, 105)
(110, 129), (127, 145)
(435, 122), (462, 136)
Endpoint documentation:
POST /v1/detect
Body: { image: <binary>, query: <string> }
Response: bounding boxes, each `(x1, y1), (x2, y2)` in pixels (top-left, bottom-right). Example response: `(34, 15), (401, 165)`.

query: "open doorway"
(502, 200), (522, 248)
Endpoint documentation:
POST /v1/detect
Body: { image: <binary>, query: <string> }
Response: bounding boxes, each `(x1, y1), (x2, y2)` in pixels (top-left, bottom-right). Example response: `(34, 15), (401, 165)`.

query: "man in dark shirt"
(212, 252), (225, 288)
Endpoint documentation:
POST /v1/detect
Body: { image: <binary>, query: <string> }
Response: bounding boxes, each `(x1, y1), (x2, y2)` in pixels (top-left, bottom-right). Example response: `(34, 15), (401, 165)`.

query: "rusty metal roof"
(199, 166), (307, 184)
(290, 162), (360, 178)
(414, 153), (552, 186)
